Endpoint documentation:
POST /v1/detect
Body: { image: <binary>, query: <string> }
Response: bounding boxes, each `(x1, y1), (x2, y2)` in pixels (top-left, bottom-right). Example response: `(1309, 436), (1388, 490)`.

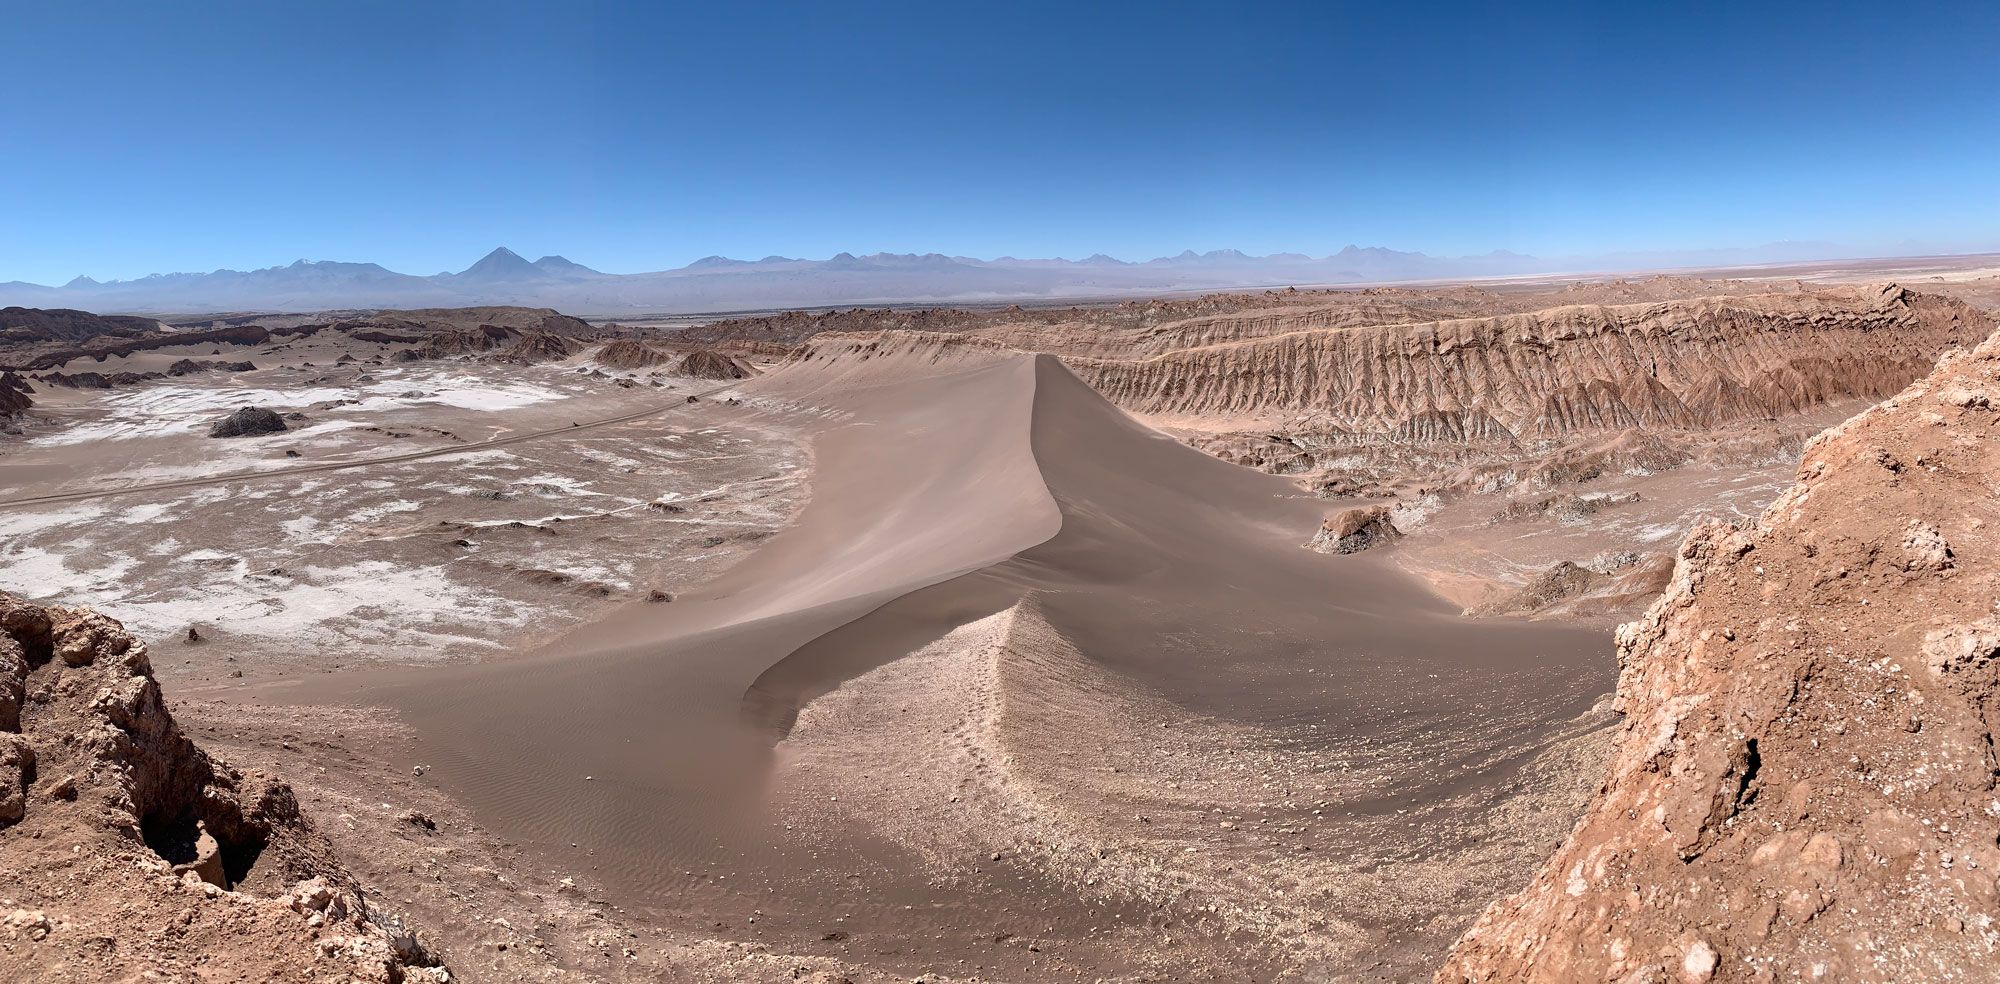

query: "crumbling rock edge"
(1438, 328), (2000, 982)
(0, 594), (445, 983)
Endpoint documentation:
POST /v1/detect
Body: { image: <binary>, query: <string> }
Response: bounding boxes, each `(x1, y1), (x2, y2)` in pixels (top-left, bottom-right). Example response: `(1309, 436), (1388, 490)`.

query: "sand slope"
(760, 354), (1616, 977)
(315, 339), (1614, 979)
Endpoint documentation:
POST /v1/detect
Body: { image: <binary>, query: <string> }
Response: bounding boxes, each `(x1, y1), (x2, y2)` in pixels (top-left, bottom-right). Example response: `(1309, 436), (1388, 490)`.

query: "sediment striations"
(779, 287), (1987, 459)
(489, 330), (578, 364)
(682, 276), (1817, 356)
(676, 348), (756, 380)
(1067, 286), (1988, 440)
(383, 306), (596, 338)
(1438, 327), (2000, 982)
(386, 324), (516, 361)
(0, 594), (443, 981)
(0, 308), (161, 348)
(594, 338), (672, 369)
(0, 371), (32, 416)
(15, 324), (278, 371)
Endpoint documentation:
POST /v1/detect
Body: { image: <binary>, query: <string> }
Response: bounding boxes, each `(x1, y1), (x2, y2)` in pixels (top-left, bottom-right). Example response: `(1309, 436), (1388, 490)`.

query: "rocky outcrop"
(771, 287), (1987, 463)
(677, 349), (755, 380)
(376, 323), (516, 362)
(165, 358), (256, 375)
(1, 371), (35, 416)
(0, 594), (444, 982)
(596, 338), (671, 369)
(1489, 490), (1641, 526)
(0, 307), (161, 347)
(1307, 504), (1400, 554)
(338, 309), (596, 365)
(491, 331), (577, 364)
(39, 370), (163, 388)
(388, 306), (598, 338)
(1438, 327), (2000, 982)
(680, 279), (1768, 356)
(783, 329), (1020, 372)
(208, 406), (288, 438)
(17, 324), (272, 371)
(1390, 408), (1517, 444)
(1068, 286), (1987, 440)
(36, 359), (258, 393)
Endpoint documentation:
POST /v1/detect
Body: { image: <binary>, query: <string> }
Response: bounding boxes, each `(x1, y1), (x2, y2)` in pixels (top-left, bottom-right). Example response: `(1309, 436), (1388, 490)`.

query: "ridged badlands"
(786, 284), (1992, 445)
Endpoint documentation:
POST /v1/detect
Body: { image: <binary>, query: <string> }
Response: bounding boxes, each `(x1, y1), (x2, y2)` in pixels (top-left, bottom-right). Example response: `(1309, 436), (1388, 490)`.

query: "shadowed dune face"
(305, 344), (1615, 978)
(758, 357), (1617, 976)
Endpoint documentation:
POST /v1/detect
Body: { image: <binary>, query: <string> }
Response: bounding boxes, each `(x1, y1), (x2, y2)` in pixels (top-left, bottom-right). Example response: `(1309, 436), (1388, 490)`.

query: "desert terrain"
(4, 259), (2000, 982)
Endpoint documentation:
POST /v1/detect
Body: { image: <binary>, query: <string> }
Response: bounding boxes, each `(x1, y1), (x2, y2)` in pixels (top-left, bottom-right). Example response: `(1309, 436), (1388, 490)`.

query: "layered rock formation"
(775, 287), (1987, 468)
(491, 330), (578, 364)
(165, 358), (257, 375)
(350, 308), (599, 364)
(1067, 286), (1986, 440)
(378, 324), (515, 360)
(595, 338), (671, 369)
(589, 339), (758, 379)
(1307, 503), (1400, 554)
(33, 359), (260, 392)
(676, 348), (755, 380)
(678, 277), (1815, 356)
(0, 371), (31, 416)
(0, 305), (602, 375)
(0, 594), (443, 981)
(0, 307), (161, 348)
(1438, 328), (2000, 982)
(386, 306), (595, 337)
(14, 323), (277, 371)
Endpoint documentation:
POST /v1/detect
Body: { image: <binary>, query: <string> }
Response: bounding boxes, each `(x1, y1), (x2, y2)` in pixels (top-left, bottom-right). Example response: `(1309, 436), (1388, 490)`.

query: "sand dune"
(20, 278), (1985, 978)
(276, 339), (1615, 978)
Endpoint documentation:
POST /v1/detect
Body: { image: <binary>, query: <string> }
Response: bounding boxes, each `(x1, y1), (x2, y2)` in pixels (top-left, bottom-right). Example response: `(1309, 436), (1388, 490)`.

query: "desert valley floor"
(5, 258), (2000, 982)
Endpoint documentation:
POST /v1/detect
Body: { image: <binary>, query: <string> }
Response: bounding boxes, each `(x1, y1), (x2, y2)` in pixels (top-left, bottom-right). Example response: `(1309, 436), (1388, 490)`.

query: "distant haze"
(7, 5), (2000, 295)
(0, 241), (1966, 316)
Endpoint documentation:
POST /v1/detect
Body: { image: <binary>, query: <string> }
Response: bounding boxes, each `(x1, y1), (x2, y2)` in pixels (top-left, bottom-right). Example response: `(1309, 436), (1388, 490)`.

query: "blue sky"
(3, 0), (1996, 283)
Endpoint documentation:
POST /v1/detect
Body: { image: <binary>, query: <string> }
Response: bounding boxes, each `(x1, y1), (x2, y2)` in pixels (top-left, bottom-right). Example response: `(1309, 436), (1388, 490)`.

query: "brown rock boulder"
(208, 406), (287, 438)
(1308, 504), (1400, 554)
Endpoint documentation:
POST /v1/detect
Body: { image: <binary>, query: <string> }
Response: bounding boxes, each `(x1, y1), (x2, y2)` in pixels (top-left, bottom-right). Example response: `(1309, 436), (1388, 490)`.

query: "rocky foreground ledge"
(1440, 330), (2000, 982)
(0, 594), (446, 982)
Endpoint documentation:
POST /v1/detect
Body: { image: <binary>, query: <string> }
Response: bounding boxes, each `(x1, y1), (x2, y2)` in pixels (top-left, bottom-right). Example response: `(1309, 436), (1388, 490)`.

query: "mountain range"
(0, 241), (1896, 315)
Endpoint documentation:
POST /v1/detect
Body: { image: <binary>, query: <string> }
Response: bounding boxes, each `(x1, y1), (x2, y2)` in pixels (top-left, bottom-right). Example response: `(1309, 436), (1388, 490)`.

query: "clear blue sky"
(4, 0), (1997, 283)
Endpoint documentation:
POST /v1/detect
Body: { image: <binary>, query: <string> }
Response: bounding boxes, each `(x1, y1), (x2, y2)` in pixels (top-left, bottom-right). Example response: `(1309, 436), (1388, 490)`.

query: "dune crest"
(748, 349), (1619, 976)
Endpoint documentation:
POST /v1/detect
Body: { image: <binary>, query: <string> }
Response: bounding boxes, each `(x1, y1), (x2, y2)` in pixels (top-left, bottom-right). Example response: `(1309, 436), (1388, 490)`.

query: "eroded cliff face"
(1067, 286), (1987, 440)
(1437, 328), (2000, 983)
(780, 286), (1988, 487)
(0, 595), (443, 983)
